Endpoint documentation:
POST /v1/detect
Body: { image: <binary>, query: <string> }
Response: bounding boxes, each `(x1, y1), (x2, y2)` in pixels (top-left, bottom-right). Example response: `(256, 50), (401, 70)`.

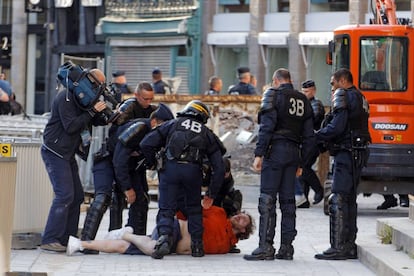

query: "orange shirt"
(202, 206), (238, 254)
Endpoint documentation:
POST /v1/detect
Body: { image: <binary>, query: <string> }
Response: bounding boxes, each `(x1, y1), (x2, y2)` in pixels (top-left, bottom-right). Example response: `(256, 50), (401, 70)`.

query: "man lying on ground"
(67, 206), (254, 256)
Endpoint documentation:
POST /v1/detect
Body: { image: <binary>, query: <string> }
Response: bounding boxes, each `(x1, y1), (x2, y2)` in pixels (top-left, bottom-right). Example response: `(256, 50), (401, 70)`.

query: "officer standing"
(314, 68), (370, 260)
(151, 68), (171, 94)
(228, 67), (257, 95)
(140, 100), (226, 259)
(296, 79), (326, 207)
(244, 68), (315, 261)
(111, 70), (132, 103)
(204, 76), (223, 95)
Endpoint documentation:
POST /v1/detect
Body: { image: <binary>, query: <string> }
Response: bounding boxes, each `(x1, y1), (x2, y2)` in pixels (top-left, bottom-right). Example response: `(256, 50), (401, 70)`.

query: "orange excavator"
(327, 0), (414, 196)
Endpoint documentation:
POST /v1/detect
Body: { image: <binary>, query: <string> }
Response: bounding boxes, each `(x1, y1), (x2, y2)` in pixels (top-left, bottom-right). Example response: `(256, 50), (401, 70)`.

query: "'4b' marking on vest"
(181, 119), (202, 133)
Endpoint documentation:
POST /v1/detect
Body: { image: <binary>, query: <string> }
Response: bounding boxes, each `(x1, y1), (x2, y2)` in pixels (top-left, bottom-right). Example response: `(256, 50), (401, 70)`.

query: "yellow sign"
(0, 143), (12, 157)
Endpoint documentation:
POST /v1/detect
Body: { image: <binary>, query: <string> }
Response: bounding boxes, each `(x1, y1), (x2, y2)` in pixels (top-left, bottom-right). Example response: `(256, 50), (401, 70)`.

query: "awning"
(207, 32), (248, 46)
(258, 32), (289, 46)
(298, 32), (334, 69)
(109, 36), (188, 47)
(298, 32), (333, 46)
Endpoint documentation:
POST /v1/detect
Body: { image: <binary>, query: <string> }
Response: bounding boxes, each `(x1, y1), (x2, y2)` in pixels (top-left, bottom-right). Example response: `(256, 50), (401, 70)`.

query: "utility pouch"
(156, 148), (166, 171)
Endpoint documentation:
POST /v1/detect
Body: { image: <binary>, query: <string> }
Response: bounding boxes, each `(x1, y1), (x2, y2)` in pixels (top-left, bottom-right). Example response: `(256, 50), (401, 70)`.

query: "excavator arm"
(373, 0), (398, 25)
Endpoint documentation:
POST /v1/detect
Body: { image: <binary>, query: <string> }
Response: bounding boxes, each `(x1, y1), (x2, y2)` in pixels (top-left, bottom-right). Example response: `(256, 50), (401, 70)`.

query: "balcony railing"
(105, 0), (198, 19)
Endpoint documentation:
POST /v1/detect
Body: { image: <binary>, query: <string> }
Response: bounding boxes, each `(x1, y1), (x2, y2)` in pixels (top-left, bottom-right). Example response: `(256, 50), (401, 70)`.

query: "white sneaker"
(104, 226), (133, 240)
(66, 236), (81, 256)
(295, 194), (307, 207)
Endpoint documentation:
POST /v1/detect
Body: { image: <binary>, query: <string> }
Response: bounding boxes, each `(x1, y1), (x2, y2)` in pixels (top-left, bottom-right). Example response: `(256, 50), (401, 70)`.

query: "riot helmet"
(177, 100), (210, 124)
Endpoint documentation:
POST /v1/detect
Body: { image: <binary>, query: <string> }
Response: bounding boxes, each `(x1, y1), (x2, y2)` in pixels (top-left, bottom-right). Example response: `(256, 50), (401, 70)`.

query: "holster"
(93, 146), (110, 163)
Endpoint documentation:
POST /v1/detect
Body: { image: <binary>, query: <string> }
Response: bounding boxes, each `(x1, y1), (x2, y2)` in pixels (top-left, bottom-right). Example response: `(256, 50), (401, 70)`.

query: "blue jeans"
(41, 146), (84, 245)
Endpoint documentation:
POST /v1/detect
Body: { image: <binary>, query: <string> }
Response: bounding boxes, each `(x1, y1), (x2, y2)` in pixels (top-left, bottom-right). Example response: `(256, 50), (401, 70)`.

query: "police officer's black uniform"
(80, 99), (157, 249)
(298, 89), (326, 206)
(315, 78), (370, 260)
(244, 80), (315, 261)
(109, 97), (157, 230)
(228, 82), (256, 95)
(140, 100), (225, 259)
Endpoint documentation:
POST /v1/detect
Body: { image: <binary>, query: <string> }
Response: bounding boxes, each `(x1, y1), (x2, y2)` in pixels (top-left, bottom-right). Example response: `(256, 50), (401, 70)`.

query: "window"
(0, 0), (12, 24)
(359, 37), (407, 91)
(332, 35), (350, 71)
(218, 0), (250, 12)
(310, 0), (348, 12)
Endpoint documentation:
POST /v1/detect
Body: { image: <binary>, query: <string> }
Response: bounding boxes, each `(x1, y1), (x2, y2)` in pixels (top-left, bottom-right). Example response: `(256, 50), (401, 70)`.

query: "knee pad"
(258, 193), (276, 213)
(328, 193), (344, 215)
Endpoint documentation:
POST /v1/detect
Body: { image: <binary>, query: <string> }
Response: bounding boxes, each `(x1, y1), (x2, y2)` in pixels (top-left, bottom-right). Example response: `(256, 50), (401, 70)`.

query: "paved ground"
(8, 174), (410, 276)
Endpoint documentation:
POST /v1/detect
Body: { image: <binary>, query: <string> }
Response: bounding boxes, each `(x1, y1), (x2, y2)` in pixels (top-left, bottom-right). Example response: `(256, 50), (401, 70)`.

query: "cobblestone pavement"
(9, 174), (409, 276)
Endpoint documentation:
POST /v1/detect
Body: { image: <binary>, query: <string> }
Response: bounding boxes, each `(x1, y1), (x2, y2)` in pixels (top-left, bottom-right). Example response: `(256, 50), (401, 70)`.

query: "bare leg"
(122, 232), (156, 255)
(81, 239), (130, 254)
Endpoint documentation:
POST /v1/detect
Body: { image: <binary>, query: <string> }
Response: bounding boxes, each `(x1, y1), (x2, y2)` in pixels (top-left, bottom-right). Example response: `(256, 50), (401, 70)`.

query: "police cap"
(302, 79), (315, 88)
(237, 66), (250, 76)
(152, 68), (161, 74)
(153, 103), (174, 121)
(112, 70), (125, 78)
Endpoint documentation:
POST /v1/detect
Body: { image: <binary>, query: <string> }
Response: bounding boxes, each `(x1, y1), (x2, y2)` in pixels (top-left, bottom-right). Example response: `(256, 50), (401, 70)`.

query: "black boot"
(127, 192), (149, 235)
(244, 194), (276, 261)
(151, 234), (172, 259)
(191, 240), (205, 257)
(109, 186), (126, 231)
(376, 194), (397, 210)
(81, 193), (111, 254)
(275, 243), (294, 260)
(345, 195), (358, 259)
(399, 194), (409, 207)
(315, 193), (348, 260)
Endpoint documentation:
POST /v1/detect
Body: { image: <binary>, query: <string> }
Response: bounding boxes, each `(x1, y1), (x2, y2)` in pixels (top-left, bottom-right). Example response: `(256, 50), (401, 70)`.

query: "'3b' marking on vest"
(289, 98), (304, 117)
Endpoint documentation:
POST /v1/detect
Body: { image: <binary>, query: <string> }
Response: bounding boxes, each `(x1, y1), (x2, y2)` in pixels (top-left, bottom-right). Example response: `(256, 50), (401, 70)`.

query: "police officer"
(114, 81), (156, 126)
(204, 76), (222, 95)
(244, 68), (315, 261)
(108, 81), (157, 230)
(314, 68), (370, 260)
(151, 68), (171, 94)
(140, 100), (226, 259)
(80, 103), (174, 250)
(111, 70), (132, 103)
(296, 79), (326, 207)
(228, 67), (257, 95)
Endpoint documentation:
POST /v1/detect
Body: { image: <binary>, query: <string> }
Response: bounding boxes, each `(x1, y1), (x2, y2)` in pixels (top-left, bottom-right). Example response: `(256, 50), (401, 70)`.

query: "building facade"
(0, 0), (413, 114)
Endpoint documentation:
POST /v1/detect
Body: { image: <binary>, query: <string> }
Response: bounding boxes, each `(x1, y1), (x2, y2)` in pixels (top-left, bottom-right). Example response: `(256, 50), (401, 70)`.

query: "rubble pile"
(218, 108), (258, 174)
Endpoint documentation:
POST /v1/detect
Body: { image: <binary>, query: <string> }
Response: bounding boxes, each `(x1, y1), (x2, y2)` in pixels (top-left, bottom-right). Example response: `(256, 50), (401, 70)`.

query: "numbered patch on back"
(288, 97), (305, 117)
(179, 118), (203, 134)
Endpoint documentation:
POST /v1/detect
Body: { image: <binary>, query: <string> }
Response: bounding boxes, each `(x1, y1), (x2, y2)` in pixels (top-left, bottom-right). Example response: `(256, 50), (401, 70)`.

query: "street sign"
(0, 143), (12, 157)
